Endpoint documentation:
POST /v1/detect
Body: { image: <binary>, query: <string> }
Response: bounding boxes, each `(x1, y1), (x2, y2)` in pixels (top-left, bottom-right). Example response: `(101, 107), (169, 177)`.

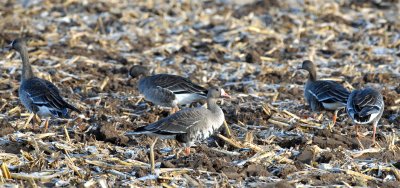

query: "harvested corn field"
(0, 0), (400, 187)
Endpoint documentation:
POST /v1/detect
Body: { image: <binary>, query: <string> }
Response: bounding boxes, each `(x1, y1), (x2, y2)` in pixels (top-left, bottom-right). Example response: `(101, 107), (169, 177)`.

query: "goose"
(126, 86), (231, 155)
(8, 39), (80, 129)
(299, 60), (350, 127)
(130, 65), (208, 113)
(346, 88), (384, 143)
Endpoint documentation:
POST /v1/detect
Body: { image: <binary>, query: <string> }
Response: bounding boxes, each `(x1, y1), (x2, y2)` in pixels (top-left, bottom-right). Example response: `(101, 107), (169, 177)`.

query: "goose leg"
(332, 109), (338, 126)
(328, 109), (339, 131)
(372, 121), (377, 144)
(184, 147), (191, 156)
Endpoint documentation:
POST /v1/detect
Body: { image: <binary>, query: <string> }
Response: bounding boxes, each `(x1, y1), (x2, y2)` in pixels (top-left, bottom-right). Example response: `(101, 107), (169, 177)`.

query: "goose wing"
(149, 74), (207, 96)
(127, 107), (209, 136)
(308, 80), (350, 105)
(23, 77), (80, 117)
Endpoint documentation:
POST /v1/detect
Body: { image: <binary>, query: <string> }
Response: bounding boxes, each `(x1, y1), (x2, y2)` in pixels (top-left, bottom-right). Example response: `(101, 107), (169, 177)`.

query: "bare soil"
(0, 0), (399, 187)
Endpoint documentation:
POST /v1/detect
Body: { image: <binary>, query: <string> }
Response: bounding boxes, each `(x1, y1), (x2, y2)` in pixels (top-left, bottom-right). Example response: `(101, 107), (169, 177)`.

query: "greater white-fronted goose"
(8, 39), (80, 128)
(135, 69), (208, 113)
(126, 86), (231, 155)
(346, 88), (384, 143)
(299, 60), (350, 127)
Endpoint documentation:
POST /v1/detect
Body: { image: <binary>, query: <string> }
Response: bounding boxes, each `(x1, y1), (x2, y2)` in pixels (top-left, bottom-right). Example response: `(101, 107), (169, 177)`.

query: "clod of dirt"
(0, 82), (11, 90)
(313, 129), (359, 149)
(90, 123), (129, 145)
(233, 0), (281, 18)
(0, 141), (30, 154)
(296, 146), (315, 164)
(251, 181), (295, 188)
(133, 167), (149, 178)
(129, 65), (149, 78)
(316, 152), (334, 163)
(245, 51), (261, 64)
(278, 164), (298, 178)
(244, 164), (270, 177)
(222, 166), (244, 180)
(278, 137), (305, 148)
(161, 161), (176, 168)
(318, 174), (353, 186)
(0, 119), (15, 137)
(174, 153), (215, 172)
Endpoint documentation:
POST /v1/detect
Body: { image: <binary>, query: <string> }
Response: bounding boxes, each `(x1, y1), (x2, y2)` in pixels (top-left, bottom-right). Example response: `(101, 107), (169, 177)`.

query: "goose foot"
(327, 111), (338, 132)
(371, 122), (377, 147)
(184, 147), (191, 156)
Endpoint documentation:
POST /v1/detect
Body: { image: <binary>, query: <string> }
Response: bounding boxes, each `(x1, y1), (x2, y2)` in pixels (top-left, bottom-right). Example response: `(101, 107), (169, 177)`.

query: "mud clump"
(296, 146), (315, 164)
(0, 119), (15, 137)
(244, 164), (270, 177)
(90, 122), (129, 145)
(278, 164), (298, 178)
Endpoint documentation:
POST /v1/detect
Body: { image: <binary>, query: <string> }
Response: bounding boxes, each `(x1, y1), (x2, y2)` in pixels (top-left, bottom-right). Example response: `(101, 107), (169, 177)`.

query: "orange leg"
(184, 147), (191, 156)
(332, 110), (338, 126)
(328, 110), (339, 131)
(332, 115), (337, 125)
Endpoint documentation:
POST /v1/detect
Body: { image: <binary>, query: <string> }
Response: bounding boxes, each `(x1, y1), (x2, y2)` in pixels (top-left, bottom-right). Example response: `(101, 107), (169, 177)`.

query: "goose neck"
(19, 47), (34, 81)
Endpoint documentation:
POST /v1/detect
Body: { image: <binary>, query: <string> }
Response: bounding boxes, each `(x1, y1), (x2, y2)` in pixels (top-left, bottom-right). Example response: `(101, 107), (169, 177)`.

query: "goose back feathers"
(138, 74), (208, 107)
(347, 88), (384, 124)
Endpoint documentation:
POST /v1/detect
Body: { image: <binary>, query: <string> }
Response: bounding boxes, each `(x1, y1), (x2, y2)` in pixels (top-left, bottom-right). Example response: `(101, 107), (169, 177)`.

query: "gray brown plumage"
(9, 38), (80, 118)
(137, 73), (208, 109)
(126, 86), (231, 155)
(300, 60), (350, 125)
(346, 88), (384, 143)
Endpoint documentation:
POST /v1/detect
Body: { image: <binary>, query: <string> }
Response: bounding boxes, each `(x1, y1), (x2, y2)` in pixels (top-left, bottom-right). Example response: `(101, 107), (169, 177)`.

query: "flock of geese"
(7, 38), (385, 156)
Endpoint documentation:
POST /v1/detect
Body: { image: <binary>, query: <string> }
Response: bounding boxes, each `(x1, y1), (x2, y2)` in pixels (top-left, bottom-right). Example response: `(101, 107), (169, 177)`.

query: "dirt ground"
(0, 0), (400, 187)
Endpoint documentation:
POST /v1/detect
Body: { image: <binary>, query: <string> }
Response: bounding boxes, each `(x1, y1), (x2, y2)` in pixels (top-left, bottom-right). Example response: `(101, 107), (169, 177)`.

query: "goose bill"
(221, 89), (231, 98)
